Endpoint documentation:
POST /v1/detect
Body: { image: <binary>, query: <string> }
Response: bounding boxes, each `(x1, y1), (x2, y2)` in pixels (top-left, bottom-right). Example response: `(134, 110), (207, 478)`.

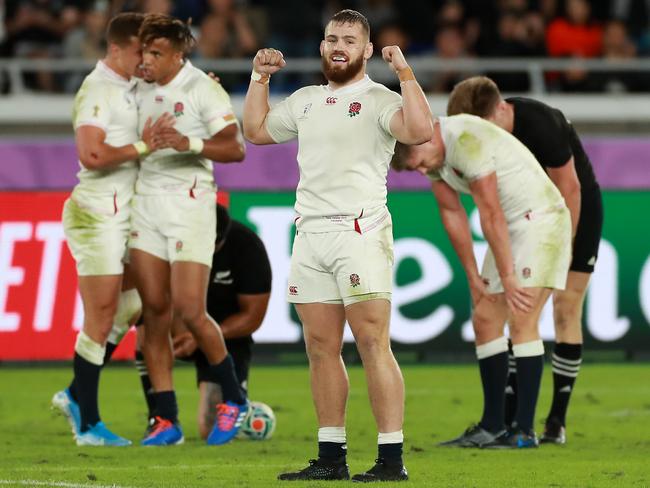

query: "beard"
(321, 53), (365, 84)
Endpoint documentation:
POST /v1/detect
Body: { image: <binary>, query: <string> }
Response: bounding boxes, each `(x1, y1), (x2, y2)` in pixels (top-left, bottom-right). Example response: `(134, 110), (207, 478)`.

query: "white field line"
(4, 464), (286, 472)
(0, 480), (135, 488)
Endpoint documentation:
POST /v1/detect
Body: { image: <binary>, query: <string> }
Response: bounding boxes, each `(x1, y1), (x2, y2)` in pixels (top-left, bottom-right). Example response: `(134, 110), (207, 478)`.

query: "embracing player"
(129, 14), (248, 446)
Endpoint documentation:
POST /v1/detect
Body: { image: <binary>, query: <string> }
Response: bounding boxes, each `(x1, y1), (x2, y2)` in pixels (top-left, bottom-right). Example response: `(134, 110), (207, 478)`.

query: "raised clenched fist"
(253, 48), (287, 75)
(381, 45), (409, 73)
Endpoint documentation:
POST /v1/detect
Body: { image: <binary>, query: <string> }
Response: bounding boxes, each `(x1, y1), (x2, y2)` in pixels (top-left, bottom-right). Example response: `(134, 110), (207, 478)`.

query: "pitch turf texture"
(1, 364), (648, 488)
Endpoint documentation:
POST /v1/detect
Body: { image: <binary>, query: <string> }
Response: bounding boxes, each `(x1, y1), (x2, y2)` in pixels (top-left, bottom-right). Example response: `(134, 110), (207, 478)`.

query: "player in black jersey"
(447, 76), (603, 445)
(135, 204), (272, 438)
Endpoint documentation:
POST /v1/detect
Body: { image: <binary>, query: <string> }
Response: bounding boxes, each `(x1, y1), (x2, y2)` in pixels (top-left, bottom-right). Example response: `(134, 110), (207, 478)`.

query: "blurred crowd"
(1, 0), (650, 93)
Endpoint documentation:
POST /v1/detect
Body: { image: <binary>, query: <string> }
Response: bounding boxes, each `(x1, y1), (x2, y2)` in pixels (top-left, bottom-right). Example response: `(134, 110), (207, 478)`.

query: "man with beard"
(129, 14), (248, 446)
(243, 9), (432, 482)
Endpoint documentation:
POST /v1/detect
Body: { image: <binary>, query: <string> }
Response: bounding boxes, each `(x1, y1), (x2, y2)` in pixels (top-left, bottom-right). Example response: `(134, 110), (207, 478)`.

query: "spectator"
(546, 0), (603, 58)
(141, 0), (172, 15)
(63, 2), (108, 92)
(429, 23), (474, 93)
(196, 0), (257, 59)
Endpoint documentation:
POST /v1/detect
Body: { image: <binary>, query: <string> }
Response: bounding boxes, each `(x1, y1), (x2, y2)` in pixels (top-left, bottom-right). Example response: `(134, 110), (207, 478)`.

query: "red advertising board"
(0, 191), (228, 361)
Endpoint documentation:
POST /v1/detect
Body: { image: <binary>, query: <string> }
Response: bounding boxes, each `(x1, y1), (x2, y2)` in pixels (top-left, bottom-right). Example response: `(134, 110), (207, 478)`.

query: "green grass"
(0, 364), (649, 487)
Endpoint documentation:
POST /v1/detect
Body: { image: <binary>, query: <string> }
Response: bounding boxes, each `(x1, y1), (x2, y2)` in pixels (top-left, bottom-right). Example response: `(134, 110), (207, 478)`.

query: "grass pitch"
(0, 363), (648, 487)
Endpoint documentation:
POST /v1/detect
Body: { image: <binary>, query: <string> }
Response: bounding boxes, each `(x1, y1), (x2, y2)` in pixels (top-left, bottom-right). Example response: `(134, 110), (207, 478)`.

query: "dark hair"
(139, 14), (195, 54)
(106, 12), (145, 47)
(329, 9), (370, 38)
(216, 204), (232, 245)
(390, 142), (410, 172)
(447, 76), (502, 117)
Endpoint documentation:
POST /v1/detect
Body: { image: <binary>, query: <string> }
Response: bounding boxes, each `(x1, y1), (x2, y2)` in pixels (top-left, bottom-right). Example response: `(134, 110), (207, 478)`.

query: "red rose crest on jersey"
(522, 267), (531, 279)
(174, 102), (184, 117)
(348, 102), (361, 117)
(326, 97), (338, 105)
(288, 285), (298, 295)
(350, 273), (360, 287)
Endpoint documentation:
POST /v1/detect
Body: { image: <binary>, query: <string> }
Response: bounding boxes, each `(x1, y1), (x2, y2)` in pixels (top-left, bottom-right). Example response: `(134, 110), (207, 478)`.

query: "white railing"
(3, 56), (650, 94)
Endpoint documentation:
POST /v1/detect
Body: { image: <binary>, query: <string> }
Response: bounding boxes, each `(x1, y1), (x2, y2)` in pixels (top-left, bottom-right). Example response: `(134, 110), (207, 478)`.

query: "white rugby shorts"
(287, 215), (394, 306)
(482, 206), (572, 293)
(128, 192), (216, 267)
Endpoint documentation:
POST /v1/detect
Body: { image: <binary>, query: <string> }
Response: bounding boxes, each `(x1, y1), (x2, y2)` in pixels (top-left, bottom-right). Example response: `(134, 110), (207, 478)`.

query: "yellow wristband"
(251, 69), (270, 85)
(133, 141), (149, 157)
(188, 137), (204, 154)
(398, 67), (415, 83)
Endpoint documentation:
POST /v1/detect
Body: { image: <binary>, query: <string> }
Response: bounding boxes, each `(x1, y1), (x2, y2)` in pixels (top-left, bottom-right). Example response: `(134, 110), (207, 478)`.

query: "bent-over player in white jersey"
(51, 13), (172, 447)
(392, 114), (571, 449)
(244, 9), (432, 482)
(128, 14), (248, 447)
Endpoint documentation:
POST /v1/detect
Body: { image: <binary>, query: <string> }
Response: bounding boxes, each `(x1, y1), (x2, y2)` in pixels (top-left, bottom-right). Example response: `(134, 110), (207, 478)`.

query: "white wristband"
(188, 137), (204, 154)
(133, 140), (149, 157)
(251, 69), (270, 84)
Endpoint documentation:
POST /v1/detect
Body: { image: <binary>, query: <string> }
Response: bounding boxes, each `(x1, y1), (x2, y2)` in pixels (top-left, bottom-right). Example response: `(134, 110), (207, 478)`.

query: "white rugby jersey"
(136, 60), (237, 196)
(431, 114), (565, 223)
(265, 75), (402, 232)
(71, 61), (139, 214)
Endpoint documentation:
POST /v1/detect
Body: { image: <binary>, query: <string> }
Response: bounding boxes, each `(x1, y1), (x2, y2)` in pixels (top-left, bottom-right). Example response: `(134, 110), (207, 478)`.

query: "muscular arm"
(159, 123), (246, 163)
(243, 49), (286, 145)
(431, 180), (480, 282)
(547, 156), (581, 237)
(469, 173), (514, 280)
(76, 126), (139, 170)
(219, 293), (270, 340)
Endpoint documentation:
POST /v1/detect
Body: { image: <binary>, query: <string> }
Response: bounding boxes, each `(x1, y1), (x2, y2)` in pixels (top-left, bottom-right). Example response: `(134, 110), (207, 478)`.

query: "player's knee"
(305, 334), (341, 363)
(355, 333), (388, 359)
(472, 311), (496, 340)
(553, 295), (582, 333)
(172, 300), (204, 327)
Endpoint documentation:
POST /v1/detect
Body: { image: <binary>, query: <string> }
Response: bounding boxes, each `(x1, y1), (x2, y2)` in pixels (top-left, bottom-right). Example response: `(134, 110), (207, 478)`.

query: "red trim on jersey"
(189, 177), (198, 199)
(354, 209), (364, 234)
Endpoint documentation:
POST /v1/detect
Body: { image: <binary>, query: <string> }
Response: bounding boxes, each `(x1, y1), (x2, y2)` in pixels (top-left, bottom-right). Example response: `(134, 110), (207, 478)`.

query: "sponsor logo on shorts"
(348, 101), (361, 117)
(326, 97), (337, 105)
(175, 240), (183, 252)
(522, 267), (531, 279)
(350, 273), (360, 287)
(288, 285), (298, 295)
(155, 95), (164, 103)
(130, 231), (139, 239)
(174, 102), (184, 117)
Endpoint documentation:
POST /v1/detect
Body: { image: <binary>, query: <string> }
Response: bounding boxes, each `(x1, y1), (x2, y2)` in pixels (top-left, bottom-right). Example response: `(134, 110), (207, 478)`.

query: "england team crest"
(174, 102), (184, 117)
(350, 273), (360, 287)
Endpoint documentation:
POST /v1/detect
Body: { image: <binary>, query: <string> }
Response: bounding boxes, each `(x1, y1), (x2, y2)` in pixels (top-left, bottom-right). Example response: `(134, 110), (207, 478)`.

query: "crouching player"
(392, 113), (571, 448)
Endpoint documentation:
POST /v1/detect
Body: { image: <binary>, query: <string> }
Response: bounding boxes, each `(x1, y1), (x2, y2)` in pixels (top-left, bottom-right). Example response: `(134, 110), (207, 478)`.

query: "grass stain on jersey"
(457, 131), (482, 160)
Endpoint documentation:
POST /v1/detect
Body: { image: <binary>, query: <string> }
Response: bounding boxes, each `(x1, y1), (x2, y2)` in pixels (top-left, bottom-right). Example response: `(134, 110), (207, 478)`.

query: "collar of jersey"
(324, 74), (372, 96)
(157, 59), (192, 89)
(96, 60), (131, 87)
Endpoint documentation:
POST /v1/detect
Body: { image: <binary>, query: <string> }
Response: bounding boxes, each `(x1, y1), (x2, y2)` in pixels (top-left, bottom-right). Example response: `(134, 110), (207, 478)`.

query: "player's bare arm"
(243, 48), (286, 145)
(76, 112), (175, 169)
(431, 179), (493, 307)
(156, 123), (245, 162)
(219, 293), (271, 339)
(469, 172), (533, 313)
(383, 46), (433, 145)
(546, 156), (581, 238)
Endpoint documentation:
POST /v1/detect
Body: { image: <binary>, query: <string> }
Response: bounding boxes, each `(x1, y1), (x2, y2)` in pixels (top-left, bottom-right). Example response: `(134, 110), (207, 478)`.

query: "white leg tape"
(512, 340), (545, 357)
(475, 336), (509, 360)
(107, 289), (142, 344)
(378, 430), (404, 444)
(318, 427), (346, 443)
(75, 331), (106, 366)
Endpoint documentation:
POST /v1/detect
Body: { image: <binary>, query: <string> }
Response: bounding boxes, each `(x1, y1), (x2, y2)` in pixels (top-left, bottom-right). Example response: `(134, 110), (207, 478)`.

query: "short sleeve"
(196, 79), (238, 135)
(265, 96), (298, 143)
(73, 80), (111, 132)
(377, 89), (402, 136)
(449, 118), (497, 181)
(426, 169), (442, 182)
